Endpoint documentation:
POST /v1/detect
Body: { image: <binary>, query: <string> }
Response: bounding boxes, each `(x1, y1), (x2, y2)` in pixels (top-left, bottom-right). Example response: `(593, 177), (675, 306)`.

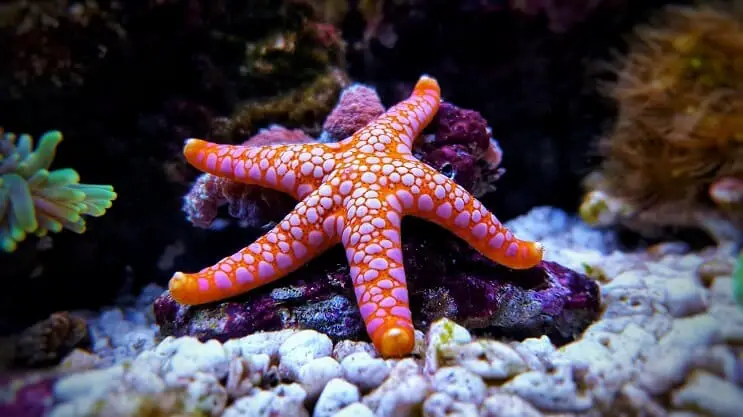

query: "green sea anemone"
(0, 129), (116, 252)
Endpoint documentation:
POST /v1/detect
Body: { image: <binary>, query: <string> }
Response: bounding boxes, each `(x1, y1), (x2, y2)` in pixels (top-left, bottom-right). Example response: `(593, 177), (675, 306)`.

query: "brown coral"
(213, 68), (350, 142)
(583, 4), (743, 243)
(13, 311), (90, 368)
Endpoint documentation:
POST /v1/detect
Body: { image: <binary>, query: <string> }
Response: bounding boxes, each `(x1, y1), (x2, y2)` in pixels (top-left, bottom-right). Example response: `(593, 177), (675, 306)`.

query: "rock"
(222, 383), (309, 417)
(480, 393), (543, 417)
(53, 365), (125, 401)
(332, 340), (377, 362)
(511, 336), (555, 372)
(423, 392), (480, 417)
(616, 384), (667, 417)
(229, 329), (297, 360)
(424, 318), (472, 374)
(181, 372), (228, 416)
(155, 257), (600, 356)
(501, 364), (593, 413)
(332, 402), (376, 417)
(340, 352), (390, 392)
(438, 340), (528, 380)
(363, 359), (431, 417)
(671, 370), (743, 417)
(156, 337), (229, 384)
(555, 323), (655, 408)
(637, 315), (721, 395)
(225, 354), (273, 398)
(313, 378), (360, 417)
(662, 279), (708, 317)
(278, 330), (333, 380)
(431, 366), (487, 406)
(297, 356), (343, 400)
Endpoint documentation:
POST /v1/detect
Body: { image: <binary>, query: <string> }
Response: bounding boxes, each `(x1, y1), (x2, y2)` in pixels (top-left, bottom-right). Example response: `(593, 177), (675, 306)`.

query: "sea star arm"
(169, 187), (342, 305)
(341, 204), (414, 358)
(342, 75), (441, 153)
(404, 165), (543, 269)
(182, 139), (343, 200)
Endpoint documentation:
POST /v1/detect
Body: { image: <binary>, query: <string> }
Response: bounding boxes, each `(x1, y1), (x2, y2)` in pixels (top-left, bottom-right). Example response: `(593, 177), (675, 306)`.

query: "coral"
(214, 68), (349, 141)
(321, 83), (386, 141)
(581, 4), (743, 244)
(0, 130), (116, 252)
(417, 102), (505, 197)
(12, 311), (90, 367)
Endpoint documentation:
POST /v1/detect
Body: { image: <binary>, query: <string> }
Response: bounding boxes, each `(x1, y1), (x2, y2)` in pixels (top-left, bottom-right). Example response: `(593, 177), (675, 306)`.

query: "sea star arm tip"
(376, 325), (415, 358)
(403, 166), (544, 270)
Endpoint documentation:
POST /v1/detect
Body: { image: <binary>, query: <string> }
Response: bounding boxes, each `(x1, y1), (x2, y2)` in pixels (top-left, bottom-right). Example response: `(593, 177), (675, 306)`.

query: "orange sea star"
(169, 75), (544, 357)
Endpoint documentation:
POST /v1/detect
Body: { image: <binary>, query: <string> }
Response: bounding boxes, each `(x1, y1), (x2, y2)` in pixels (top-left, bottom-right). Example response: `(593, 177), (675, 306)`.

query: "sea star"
(169, 75), (544, 358)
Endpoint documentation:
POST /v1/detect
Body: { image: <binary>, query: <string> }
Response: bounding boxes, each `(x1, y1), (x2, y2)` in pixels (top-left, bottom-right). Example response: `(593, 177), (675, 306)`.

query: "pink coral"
(321, 84), (385, 141)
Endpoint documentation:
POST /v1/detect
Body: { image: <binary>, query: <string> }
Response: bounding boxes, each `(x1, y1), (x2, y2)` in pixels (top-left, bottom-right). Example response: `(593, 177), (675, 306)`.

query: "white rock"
(431, 366), (487, 405)
(122, 366), (166, 394)
(556, 323), (654, 407)
(341, 352), (390, 392)
(440, 340), (528, 380)
(480, 393), (543, 417)
(423, 392), (479, 417)
(501, 364), (593, 412)
(671, 370), (743, 417)
(332, 340), (377, 362)
(279, 330), (333, 380)
(616, 383), (667, 417)
(223, 383), (309, 417)
(313, 378), (360, 417)
(237, 329), (298, 360)
(182, 372), (228, 416)
(662, 279), (708, 317)
(512, 336), (555, 370)
(298, 356), (343, 400)
(689, 345), (738, 381)
(601, 270), (665, 317)
(225, 354), (272, 398)
(331, 402), (375, 417)
(424, 319), (472, 374)
(638, 315), (722, 395)
(131, 350), (166, 374)
(53, 365), (125, 401)
(160, 337), (229, 384)
(363, 359), (430, 417)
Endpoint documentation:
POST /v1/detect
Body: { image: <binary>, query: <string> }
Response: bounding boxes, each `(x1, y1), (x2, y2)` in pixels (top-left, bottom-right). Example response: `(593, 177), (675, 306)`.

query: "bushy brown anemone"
(581, 4), (743, 244)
